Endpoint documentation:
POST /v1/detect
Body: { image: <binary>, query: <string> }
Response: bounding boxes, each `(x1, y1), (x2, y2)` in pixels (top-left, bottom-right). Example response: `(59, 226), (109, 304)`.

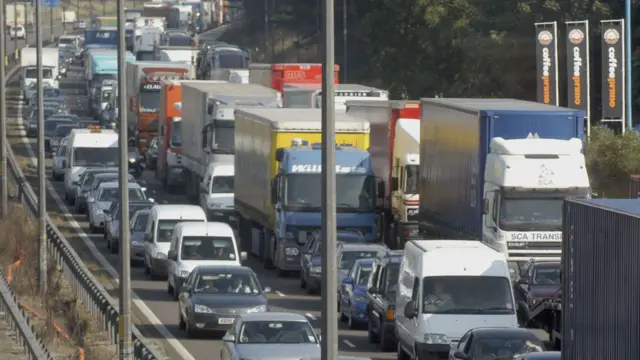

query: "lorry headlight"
(285, 247), (299, 256)
(310, 266), (321, 274)
(179, 270), (190, 278)
(424, 334), (450, 345)
(208, 202), (221, 209)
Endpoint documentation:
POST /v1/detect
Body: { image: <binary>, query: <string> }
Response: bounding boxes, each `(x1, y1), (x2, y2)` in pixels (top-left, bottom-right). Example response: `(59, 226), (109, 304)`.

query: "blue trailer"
(418, 98), (590, 264)
(84, 29), (118, 48)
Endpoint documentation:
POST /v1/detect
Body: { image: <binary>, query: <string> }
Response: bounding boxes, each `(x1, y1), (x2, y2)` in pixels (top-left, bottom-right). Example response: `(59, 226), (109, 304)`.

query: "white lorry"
(134, 17), (165, 60)
(283, 83), (388, 111)
(180, 81), (281, 211)
(20, 48), (59, 99)
(209, 68), (249, 84)
(153, 45), (198, 65)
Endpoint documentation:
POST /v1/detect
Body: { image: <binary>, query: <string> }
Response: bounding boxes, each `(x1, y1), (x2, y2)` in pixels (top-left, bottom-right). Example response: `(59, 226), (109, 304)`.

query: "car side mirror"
(240, 251), (248, 261)
(222, 333), (236, 342)
(483, 197), (490, 215)
(317, 334), (322, 342)
(141, 187), (147, 192)
(404, 301), (417, 319)
(56, 75), (62, 80)
(342, 277), (354, 285)
(453, 350), (468, 359)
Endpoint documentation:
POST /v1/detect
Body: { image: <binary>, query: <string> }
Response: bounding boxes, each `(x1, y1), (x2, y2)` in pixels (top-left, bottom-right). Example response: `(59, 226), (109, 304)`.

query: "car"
(28, 87), (64, 107)
(50, 124), (80, 153)
(339, 258), (374, 329)
(336, 242), (387, 291)
(44, 120), (74, 153)
(26, 108), (61, 137)
(178, 265), (270, 338)
(448, 327), (545, 360)
(51, 139), (69, 181)
(514, 261), (561, 326)
(9, 25), (25, 39)
(145, 137), (159, 170)
(25, 82), (55, 105)
(300, 230), (369, 290)
(129, 209), (151, 264)
(220, 312), (320, 360)
(73, 168), (119, 214)
(104, 200), (155, 253)
(514, 351), (560, 359)
(366, 249), (403, 351)
(87, 181), (146, 233)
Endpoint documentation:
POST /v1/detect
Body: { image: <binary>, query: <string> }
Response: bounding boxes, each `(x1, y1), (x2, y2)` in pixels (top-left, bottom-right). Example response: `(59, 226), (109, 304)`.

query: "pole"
(102, 0), (105, 16)
(36, 0), (48, 292)
(13, 1), (17, 61)
(50, 7), (53, 43)
(320, 0), (337, 357)
(342, 0), (346, 81)
(117, 0), (132, 354)
(625, 0), (632, 129)
(263, 0), (268, 59)
(0, 0), (7, 218)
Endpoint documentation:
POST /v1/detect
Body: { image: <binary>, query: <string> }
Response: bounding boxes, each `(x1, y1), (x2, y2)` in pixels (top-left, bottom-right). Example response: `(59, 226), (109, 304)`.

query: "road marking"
(305, 312), (317, 320)
(275, 290), (285, 297)
(14, 73), (196, 360)
(343, 339), (356, 348)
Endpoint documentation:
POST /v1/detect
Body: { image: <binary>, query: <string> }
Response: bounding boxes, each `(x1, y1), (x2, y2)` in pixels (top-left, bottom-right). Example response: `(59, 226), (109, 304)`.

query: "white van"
(198, 162), (235, 223)
(395, 240), (518, 359)
(144, 204), (207, 279)
(166, 222), (247, 299)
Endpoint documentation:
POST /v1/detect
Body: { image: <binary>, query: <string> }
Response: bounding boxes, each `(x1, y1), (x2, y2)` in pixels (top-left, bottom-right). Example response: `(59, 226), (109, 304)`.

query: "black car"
(178, 265), (271, 338)
(27, 108), (60, 137)
(44, 119), (73, 152)
(514, 261), (561, 325)
(449, 327), (545, 360)
(104, 200), (154, 253)
(366, 249), (403, 351)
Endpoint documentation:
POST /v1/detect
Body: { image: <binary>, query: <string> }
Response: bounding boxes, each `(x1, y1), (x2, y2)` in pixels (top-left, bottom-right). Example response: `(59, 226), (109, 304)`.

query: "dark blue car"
(339, 258), (374, 329)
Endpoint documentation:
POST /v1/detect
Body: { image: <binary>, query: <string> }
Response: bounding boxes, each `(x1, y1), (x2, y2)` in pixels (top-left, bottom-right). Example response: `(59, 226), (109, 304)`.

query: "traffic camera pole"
(13, 1), (17, 61)
(49, 8), (53, 43)
(320, 0), (338, 357)
(0, 0), (7, 218)
(117, 0), (133, 355)
(36, 0), (48, 292)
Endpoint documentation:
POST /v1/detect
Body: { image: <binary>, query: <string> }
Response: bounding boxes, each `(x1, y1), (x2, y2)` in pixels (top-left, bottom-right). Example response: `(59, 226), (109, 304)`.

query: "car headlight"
(246, 305), (267, 313)
(131, 240), (143, 246)
(355, 296), (367, 302)
(179, 270), (190, 278)
(310, 266), (321, 274)
(128, 158), (136, 163)
(285, 247), (299, 256)
(194, 304), (213, 313)
(207, 202), (221, 209)
(154, 252), (167, 259)
(424, 334), (450, 345)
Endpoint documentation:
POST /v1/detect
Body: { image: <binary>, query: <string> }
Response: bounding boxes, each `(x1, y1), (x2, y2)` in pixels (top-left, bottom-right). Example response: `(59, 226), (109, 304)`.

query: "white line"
(14, 72), (196, 360)
(342, 339), (356, 348)
(275, 290), (285, 297)
(305, 312), (317, 320)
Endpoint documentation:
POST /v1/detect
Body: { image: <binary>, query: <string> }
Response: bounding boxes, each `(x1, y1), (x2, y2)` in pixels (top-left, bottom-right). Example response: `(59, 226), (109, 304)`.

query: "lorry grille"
(508, 241), (562, 249)
(286, 225), (371, 242)
(406, 207), (419, 222)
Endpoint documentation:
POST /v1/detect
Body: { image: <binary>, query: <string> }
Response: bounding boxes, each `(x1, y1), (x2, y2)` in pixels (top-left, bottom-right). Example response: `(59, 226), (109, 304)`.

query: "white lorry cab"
(20, 48), (60, 98)
(63, 127), (118, 205)
(166, 222), (247, 299)
(144, 205), (207, 279)
(198, 162), (235, 223)
(395, 240), (518, 360)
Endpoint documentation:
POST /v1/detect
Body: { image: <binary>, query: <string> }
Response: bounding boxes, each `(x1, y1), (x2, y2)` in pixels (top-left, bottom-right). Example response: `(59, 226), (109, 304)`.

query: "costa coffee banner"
(566, 21), (590, 115)
(535, 22), (559, 105)
(601, 20), (624, 119)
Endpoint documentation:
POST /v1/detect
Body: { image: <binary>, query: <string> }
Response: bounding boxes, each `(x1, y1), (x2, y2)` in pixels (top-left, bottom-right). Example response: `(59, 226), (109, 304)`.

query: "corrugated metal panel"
(563, 198), (640, 360)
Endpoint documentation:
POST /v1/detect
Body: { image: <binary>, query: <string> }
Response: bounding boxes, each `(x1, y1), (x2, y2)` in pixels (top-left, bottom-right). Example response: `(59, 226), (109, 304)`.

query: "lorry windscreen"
(25, 68), (53, 79)
(217, 52), (246, 69)
(140, 91), (161, 111)
(72, 147), (118, 167)
(404, 165), (419, 194)
(285, 174), (375, 211)
(170, 121), (182, 147)
(422, 276), (514, 314)
(499, 198), (563, 232)
(168, 36), (192, 46)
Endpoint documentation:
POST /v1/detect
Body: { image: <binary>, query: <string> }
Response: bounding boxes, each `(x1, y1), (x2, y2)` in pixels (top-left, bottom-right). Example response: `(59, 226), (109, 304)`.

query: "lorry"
(6, 3), (34, 26)
(345, 100), (421, 249)
(418, 98), (591, 268)
(156, 79), (185, 189)
(125, 61), (194, 153)
(62, 11), (76, 24)
(20, 48), (59, 99)
(178, 1), (211, 33)
(283, 83), (388, 111)
(83, 29), (118, 50)
(91, 79), (117, 120)
(234, 108), (375, 276)
(125, 8), (144, 21)
(134, 24), (165, 60)
(180, 81), (281, 204)
(556, 198), (640, 358)
(153, 45), (198, 65)
(249, 63), (340, 93)
(209, 68), (248, 83)
(142, 3), (180, 28)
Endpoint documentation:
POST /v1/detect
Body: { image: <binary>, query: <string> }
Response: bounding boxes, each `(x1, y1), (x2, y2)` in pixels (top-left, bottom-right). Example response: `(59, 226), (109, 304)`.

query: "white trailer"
(209, 69), (249, 83)
(20, 48), (59, 97)
(180, 81), (281, 203)
(283, 83), (389, 111)
(154, 46), (198, 65)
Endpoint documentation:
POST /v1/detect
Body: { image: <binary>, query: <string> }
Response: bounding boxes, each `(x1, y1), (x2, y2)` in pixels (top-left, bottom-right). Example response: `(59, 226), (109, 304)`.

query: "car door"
(342, 262), (358, 306)
(144, 218), (156, 266)
(369, 265), (387, 330)
(220, 319), (241, 360)
(55, 145), (67, 172)
(179, 270), (197, 318)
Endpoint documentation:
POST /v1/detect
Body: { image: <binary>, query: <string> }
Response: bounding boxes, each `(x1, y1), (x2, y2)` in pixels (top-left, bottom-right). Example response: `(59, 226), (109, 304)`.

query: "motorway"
(4, 26), (548, 360)
(5, 31), (397, 360)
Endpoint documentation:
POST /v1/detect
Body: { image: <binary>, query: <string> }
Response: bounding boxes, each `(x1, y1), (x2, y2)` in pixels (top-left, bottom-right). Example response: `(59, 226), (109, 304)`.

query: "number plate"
(218, 318), (234, 325)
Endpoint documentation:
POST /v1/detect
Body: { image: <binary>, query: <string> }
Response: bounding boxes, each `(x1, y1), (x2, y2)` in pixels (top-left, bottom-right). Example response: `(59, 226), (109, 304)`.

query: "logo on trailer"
(538, 165), (555, 186)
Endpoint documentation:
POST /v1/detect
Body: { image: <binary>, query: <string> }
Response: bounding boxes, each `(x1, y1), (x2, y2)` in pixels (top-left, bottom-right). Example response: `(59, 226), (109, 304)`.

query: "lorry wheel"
(262, 236), (275, 269)
(367, 320), (379, 343)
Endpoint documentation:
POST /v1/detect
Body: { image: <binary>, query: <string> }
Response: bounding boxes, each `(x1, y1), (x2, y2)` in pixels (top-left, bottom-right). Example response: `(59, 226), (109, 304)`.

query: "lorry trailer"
(249, 63), (340, 92)
(284, 83), (389, 111)
(234, 108), (374, 276)
(418, 98), (590, 266)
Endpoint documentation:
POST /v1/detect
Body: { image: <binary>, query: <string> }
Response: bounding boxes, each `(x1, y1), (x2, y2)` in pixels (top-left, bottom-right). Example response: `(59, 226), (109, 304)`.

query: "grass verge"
(0, 181), (117, 360)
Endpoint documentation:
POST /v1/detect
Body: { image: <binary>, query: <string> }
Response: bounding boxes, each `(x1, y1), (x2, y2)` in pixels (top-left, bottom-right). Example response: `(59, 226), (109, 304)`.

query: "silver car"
(220, 312), (320, 360)
(51, 139), (68, 181)
(87, 181), (146, 233)
(73, 168), (119, 214)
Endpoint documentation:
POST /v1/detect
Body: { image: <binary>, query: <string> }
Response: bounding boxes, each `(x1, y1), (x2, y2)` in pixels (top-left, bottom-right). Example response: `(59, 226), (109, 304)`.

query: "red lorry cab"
(156, 79), (183, 187)
(270, 63), (340, 92)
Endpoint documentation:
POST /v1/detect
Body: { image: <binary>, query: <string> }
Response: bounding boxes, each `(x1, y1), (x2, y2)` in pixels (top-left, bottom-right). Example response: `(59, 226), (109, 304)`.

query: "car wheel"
(185, 313), (197, 338)
(167, 279), (173, 295)
(106, 236), (111, 249)
(178, 311), (186, 330)
(380, 327), (396, 351)
(397, 341), (410, 360)
(367, 319), (379, 343)
(299, 274), (306, 289)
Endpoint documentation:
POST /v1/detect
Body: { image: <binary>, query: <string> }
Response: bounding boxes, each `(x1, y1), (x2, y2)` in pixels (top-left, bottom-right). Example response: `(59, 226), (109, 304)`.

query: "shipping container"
(562, 198), (640, 360)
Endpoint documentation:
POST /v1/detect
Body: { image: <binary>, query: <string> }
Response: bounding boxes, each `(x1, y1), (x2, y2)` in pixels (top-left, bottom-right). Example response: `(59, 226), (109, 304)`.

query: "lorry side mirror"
(207, 102), (214, 115)
(275, 148), (284, 162)
(270, 178), (278, 205)
(483, 197), (490, 215)
(391, 177), (399, 191)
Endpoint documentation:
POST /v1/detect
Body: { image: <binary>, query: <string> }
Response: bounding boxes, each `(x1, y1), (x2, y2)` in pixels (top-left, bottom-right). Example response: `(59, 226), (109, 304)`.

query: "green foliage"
(585, 127), (640, 197)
